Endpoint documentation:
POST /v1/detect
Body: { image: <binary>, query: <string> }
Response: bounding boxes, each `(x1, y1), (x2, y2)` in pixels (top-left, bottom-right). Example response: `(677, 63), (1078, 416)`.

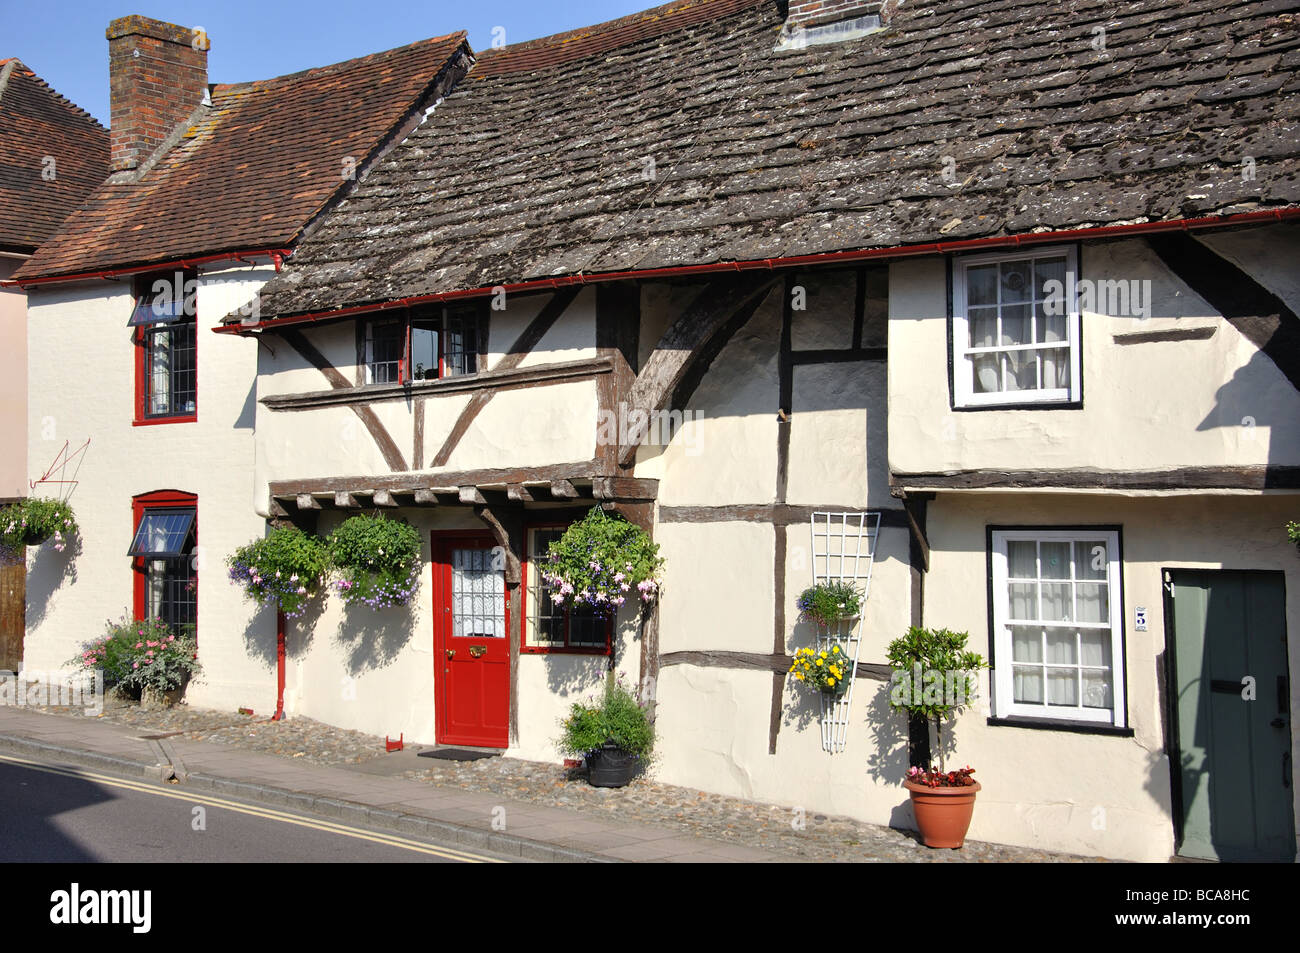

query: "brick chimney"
(107, 16), (209, 172)
(779, 0), (902, 48)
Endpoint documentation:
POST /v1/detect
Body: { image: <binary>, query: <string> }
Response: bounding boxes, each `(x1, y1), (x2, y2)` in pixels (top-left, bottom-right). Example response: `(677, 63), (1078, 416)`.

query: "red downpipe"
(272, 609), (286, 721)
(1, 248), (294, 289)
(212, 207), (1300, 335)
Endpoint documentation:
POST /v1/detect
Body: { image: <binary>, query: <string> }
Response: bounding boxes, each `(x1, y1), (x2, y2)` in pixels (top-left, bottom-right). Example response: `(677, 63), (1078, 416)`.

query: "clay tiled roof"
(0, 59), (108, 254)
(251, 0), (1300, 322)
(14, 32), (470, 281)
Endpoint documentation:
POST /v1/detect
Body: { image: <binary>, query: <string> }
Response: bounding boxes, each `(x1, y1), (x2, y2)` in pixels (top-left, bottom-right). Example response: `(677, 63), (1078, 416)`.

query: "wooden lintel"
(591, 476), (659, 501)
(296, 494), (321, 511)
(269, 460), (600, 499)
(413, 489), (440, 505)
(549, 479), (579, 499)
(658, 503), (910, 528)
(506, 484), (534, 502)
(269, 498), (289, 518)
(659, 650), (891, 682)
(333, 491), (359, 509)
(459, 486), (487, 505)
(890, 466), (1300, 492)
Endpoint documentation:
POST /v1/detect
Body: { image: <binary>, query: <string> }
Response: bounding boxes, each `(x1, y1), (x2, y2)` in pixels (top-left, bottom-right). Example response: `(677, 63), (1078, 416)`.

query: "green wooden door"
(1167, 570), (1294, 861)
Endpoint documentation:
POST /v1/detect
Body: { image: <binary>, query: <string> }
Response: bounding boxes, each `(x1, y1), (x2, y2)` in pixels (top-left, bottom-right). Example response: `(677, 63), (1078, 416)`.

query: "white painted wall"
(23, 265), (277, 711)
(888, 228), (1300, 476)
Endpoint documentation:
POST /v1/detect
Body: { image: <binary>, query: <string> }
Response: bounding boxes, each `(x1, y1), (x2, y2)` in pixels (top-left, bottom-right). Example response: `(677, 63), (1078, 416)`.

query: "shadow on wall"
(543, 651), (609, 697)
(239, 598), (324, 669)
(25, 534), (81, 632)
(1196, 348), (1299, 466)
(333, 602), (414, 676)
(862, 678), (916, 831)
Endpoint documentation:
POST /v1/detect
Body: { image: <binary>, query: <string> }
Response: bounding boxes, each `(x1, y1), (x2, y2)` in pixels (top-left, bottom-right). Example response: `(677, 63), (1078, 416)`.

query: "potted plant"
(886, 626), (987, 848)
(227, 525), (331, 618)
(1288, 520), (1300, 555)
(789, 644), (852, 696)
(327, 513), (421, 609)
(0, 497), (78, 551)
(796, 581), (862, 627)
(75, 615), (201, 708)
(557, 672), (655, 788)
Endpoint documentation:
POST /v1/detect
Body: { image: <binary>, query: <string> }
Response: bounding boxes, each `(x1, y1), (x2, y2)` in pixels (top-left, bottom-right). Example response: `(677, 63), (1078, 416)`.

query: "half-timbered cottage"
(10, 17), (473, 704)
(219, 0), (1300, 862)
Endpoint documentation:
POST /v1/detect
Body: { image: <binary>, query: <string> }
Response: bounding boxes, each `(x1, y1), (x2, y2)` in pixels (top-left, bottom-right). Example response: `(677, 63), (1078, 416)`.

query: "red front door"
(432, 533), (509, 748)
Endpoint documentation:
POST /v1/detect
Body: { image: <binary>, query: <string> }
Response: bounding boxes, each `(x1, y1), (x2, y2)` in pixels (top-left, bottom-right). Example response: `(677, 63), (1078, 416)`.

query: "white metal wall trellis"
(810, 511), (882, 753)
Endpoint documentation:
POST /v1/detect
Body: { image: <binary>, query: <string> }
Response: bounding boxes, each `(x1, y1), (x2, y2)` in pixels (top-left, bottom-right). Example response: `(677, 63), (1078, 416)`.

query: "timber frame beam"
(618, 276), (780, 468)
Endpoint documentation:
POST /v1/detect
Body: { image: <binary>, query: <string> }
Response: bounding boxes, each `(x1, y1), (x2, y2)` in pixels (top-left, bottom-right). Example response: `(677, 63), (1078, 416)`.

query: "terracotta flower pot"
(904, 779), (981, 848)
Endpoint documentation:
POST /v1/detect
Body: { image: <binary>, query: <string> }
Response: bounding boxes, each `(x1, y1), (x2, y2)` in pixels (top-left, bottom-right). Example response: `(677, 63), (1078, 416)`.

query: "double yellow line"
(0, 752), (507, 863)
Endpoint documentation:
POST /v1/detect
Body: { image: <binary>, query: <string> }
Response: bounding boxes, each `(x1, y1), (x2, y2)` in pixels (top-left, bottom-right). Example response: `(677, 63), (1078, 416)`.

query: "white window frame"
(989, 528), (1126, 727)
(952, 245), (1081, 408)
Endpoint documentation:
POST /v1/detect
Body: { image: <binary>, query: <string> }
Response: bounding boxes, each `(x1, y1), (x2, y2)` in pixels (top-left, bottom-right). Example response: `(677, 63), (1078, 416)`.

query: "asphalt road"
(0, 753), (512, 863)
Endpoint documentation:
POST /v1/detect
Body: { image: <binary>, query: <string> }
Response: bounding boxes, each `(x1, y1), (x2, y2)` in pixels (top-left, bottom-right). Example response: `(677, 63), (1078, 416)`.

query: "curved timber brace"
(618, 276), (780, 468)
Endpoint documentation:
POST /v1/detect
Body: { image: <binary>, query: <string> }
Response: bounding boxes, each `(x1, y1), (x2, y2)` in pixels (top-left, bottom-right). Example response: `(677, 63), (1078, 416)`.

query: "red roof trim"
(3, 249), (291, 288)
(220, 208), (1300, 335)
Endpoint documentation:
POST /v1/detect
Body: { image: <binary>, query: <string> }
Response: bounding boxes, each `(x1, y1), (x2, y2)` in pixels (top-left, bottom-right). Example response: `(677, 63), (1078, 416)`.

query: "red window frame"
(133, 273), (198, 426)
(131, 490), (198, 624)
(366, 304), (486, 385)
(520, 524), (613, 656)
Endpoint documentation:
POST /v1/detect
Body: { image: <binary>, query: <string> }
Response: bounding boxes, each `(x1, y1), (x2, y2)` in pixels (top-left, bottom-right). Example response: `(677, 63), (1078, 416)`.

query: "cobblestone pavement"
(33, 696), (1105, 863)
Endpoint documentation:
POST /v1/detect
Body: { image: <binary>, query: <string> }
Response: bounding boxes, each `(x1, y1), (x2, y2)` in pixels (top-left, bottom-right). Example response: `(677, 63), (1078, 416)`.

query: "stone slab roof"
(250, 0), (1300, 321)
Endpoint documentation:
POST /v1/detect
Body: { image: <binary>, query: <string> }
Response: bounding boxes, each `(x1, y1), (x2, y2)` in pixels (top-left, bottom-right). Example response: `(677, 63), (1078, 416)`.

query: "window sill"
(986, 716), (1133, 737)
(521, 645), (611, 657)
(953, 400), (1082, 412)
(134, 414), (197, 427)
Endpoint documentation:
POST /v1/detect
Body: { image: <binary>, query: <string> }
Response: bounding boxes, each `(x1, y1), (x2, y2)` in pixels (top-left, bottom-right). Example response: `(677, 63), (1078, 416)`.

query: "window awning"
(128, 510), (195, 557)
(127, 293), (189, 327)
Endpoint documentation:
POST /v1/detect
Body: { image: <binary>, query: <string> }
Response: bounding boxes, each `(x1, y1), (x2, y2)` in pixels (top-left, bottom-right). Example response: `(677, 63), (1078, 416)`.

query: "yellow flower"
(819, 651), (827, 659)
(816, 659), (823, 667)
(832, 646), (840, 654)
(827, 677), (836, 686)
(795, 674), (804, 681)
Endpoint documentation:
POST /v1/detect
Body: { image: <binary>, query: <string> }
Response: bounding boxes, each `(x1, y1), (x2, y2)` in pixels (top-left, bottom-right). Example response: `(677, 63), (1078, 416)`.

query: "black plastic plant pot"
(586, 742), (641, 787)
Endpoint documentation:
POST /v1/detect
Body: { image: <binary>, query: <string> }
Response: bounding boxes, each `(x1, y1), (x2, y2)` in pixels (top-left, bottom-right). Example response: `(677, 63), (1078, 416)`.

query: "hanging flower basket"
(227, 526), (330, 618)
(327, 513), (421, 610)
(0, 497), (78, 551)
(542, 506), (663, 618)
(796, 581), (862, 627)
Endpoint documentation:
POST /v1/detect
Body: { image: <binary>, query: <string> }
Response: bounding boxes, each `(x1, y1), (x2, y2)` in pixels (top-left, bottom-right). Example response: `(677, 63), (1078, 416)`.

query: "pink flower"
(135, 642), (143, 649)
(146, 641), (158, 648)
(146, 650), (154, 656)
(132, 662), (140, 670)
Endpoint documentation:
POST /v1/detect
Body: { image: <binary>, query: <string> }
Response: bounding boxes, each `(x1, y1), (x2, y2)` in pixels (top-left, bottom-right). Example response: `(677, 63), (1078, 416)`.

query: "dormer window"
(131, 270), (197, 424)
(365, 303), (486, 385)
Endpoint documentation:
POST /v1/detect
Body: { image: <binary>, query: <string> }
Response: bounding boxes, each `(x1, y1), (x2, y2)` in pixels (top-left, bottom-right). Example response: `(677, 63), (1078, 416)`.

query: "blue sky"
(2, 1), (657, 124)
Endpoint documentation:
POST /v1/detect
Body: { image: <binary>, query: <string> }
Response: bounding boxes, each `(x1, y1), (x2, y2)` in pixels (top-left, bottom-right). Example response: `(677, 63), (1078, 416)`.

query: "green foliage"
(796, 581), (862, 626)
(543, 507), (663, 617)
(227, 526), (331, 618)
(886, 626), (986, 719)
(886, 627), (987, 774)
(557, 673), (655, 759)
(0, 497), (77, 551)
(1288, 521), (1300, 553)
(74, 614), (201, 694)
(327, 514), (422, 609)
